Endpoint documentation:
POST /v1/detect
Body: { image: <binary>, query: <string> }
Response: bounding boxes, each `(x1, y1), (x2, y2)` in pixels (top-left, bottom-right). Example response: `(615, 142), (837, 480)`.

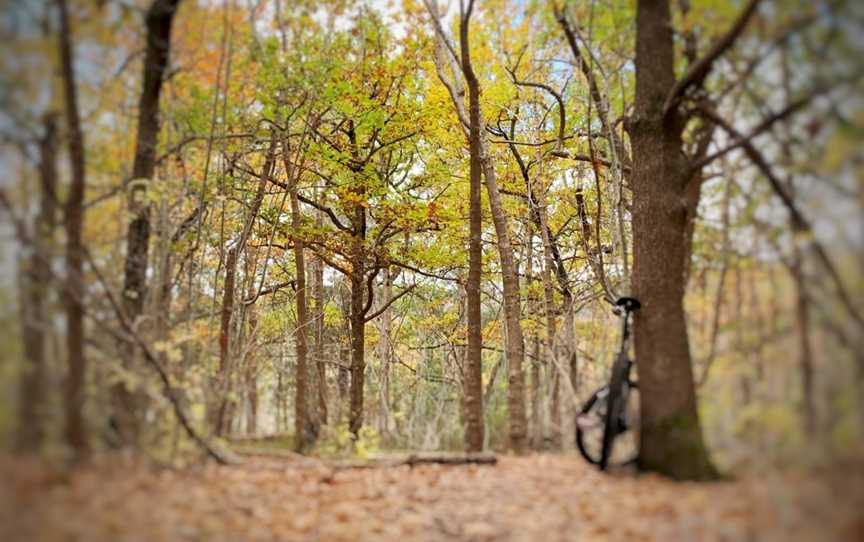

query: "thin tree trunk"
(790, 246), (816, 432)
(211, 138), (274, 435)
(290, 165), (313, 450)
(531, 336), (542, 448)
(338, 291), (351, 409)
(244, 245), (259, 435)
(213, 246), (237, 435)
(779, 49), (816, 434)
(479, 139), (527, 453)
(57, 0), (89, 458)
(629, 0), (716, 480)
(564, 293), (577, 396)
(116, 0), (182, 443)
(16, 113), (58, 453)
(507, 137), (579, 424)
(348, 256), (366, 437)
(312, 216), (328, 424)
(459, 1), (485, 452)
(377, 266), (394, 437)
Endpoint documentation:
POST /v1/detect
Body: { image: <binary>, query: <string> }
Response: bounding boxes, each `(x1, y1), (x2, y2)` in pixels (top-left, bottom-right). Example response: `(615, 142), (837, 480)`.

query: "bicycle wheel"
(575, 383), (639, 468)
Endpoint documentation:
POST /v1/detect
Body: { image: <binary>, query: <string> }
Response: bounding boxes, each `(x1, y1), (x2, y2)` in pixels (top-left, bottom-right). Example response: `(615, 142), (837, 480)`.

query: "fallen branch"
(331, 452), (498, 470)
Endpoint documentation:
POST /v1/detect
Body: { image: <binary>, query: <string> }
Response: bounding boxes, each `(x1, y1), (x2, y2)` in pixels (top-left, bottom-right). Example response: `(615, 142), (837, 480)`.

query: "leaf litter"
(1, 453), (862, 541)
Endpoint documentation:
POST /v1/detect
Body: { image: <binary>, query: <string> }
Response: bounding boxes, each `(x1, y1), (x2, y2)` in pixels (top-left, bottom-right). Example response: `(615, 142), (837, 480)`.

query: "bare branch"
(364, 284), (417, 322)
(689, 87), (827, 172)
(664, 0), (762, 116)
(697, 104), (864, 330)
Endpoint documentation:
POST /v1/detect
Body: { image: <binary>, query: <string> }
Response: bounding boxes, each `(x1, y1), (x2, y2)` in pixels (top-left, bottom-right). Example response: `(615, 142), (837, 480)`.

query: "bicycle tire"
(575, 386), (606, 464)
(575, 381), (639, 467)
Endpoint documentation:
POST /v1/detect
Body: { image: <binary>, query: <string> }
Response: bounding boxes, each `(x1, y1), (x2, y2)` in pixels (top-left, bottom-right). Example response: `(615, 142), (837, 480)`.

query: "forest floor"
(2, 452), (863, 542)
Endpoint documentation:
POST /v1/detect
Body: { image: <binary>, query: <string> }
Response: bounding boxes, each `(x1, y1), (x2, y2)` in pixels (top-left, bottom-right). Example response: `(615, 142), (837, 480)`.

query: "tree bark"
(57, 0), (89, 458)
(629, 0), (716, 480)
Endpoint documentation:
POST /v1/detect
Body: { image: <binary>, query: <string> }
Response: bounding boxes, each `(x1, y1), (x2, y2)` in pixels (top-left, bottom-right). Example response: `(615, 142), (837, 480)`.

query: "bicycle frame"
(575, 296), (642, 469)
(599, 298), (641, 469)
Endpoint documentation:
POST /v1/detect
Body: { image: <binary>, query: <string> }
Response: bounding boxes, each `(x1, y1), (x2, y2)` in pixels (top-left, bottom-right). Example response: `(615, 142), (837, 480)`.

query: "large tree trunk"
(629, 0), (716, 480)
(16, 113), (58, 453)
(459, 3), (485, 453)
(115, 0), (182, 443)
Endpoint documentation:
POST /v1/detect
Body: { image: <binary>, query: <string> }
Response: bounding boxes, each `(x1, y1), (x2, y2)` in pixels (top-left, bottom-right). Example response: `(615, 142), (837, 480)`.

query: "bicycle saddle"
(615, 297), (641, 312)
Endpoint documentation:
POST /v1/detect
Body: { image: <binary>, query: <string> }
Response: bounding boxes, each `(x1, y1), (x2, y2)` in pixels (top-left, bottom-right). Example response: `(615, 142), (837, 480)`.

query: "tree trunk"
(790, 247), (816, 433)
(348, 199), (367, 437)
(290, 177), (314, 450)
(629, 0), (716, 480)
(564, 293), (578, 397)
(548, 365), (561, 449)
(459, 3), (485, 453)
(116, 0), (182, 443)
(57, 0), (89, 459)
(531, 337), (542, 448)
(213, 246), (237, 435)
(210, 137), (274, 436)
(479, 138), (527, 453)
(348, 263), (366, 437)
(778, 49), (816, 434)
(338, 298), (350, 406)
(377, 266), (394, 437)
(16, 113), (58, 453)
(244, 245), (259, 435)
(312, 227), (328, 424)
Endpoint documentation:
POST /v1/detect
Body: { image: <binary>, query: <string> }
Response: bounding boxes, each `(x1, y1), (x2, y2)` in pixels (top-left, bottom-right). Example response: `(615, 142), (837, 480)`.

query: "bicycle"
(576, 296), (641, 470)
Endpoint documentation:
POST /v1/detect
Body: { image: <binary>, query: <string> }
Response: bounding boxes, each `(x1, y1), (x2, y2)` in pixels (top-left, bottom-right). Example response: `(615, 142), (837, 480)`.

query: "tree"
(15, 113), (58, 453)
(626, 0), (769, 479)
(57, 0), (89, 458)
(115, 0), (183, 444)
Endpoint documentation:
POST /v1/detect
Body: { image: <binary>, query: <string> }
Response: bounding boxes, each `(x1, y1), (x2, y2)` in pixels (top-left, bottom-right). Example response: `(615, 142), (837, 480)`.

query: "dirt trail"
(2, 454), (862, 541)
